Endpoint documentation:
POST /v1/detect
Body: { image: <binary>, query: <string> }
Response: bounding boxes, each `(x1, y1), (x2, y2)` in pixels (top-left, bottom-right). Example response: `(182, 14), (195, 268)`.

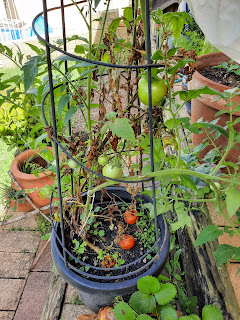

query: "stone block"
(0, 252), (34, 278)
(0, 279), (25, 310)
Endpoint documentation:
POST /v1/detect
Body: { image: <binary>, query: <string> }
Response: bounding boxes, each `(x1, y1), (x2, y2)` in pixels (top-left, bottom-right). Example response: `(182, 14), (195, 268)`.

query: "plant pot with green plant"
(10, 147), (56, 211)
(189, 52), (240, 165)
(3, 184), (32, 212)
(26, 0), (240, 316)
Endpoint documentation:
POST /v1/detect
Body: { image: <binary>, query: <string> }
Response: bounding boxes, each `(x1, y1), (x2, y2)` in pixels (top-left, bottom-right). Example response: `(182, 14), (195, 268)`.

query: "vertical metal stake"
(42, 0), (67, 264)
(145, 0), (161, 258)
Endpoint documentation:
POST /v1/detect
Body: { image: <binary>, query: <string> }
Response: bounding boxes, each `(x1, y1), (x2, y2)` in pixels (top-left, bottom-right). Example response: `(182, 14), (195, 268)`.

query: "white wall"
(12, 0), (131, 34)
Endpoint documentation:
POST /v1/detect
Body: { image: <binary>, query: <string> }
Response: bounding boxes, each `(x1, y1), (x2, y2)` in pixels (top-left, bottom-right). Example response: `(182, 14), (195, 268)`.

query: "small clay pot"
(10, 147), (55, 211)
(189, 52), (240, 166)
(8, 198), (33, 212)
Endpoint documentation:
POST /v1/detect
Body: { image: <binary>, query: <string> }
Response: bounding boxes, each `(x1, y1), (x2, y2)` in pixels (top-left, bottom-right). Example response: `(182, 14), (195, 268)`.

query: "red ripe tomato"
(119, 234), (135, 250)
(124, 209), (139, 224)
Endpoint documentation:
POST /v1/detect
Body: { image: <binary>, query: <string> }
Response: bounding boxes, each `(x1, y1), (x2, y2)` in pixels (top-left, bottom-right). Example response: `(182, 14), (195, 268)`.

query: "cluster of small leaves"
(113, 276), (223, 320)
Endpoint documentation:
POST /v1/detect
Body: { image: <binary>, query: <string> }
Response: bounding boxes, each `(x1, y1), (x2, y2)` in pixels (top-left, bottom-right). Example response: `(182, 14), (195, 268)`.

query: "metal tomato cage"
(33, 0), (169, 283)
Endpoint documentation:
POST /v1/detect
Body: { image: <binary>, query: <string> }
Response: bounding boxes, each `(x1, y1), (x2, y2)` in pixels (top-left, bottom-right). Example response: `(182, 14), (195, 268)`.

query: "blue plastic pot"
(51, 187), (170, 312)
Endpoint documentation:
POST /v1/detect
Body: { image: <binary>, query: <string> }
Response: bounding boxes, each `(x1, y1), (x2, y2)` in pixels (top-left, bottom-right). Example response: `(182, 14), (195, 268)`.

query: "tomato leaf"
(136, 315), (154, 320)
(112, 118), (135, 142)
(214, 244), (240, 266)
(63, 106), (77, 125)
(225, 186), (240, 217)
(194, 225), (223, 247)
(58, 95), (70, 116)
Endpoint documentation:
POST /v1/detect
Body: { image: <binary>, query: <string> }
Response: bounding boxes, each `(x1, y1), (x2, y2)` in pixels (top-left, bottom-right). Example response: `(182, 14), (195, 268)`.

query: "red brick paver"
(14, 272), (52, 320)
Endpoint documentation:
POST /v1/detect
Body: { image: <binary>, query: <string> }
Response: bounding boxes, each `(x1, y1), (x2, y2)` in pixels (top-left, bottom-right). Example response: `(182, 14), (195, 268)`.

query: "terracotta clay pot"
(10, 148), (55, 211)
(189, 52), (240, 165)
(8, 199), (33, 213)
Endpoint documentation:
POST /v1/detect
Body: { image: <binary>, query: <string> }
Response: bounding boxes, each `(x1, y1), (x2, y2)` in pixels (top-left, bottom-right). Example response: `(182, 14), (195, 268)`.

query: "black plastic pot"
(51, 187), (170, 312)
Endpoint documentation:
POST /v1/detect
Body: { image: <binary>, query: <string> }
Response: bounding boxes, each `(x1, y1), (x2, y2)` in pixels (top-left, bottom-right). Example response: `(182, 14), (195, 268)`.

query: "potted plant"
(189, 52), (240, 164)
(2, 184), (32, 212)
(26, 0), (240, 314)
(10, 147), (56, 211)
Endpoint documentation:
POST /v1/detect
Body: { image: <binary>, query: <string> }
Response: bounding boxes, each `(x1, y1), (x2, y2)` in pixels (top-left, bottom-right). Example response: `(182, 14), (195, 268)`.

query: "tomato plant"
(102, 164), (123, 179)
(124, 209), (139, 224)
(138, 77), (166, 106)
(119, 234), (135, 250)
(98, 155), (109, 166)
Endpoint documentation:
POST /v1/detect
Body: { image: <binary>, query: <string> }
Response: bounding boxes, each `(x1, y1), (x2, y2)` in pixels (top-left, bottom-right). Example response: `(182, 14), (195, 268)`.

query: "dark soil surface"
(199, 66), (240, 87)
(62, 201), (158, 283)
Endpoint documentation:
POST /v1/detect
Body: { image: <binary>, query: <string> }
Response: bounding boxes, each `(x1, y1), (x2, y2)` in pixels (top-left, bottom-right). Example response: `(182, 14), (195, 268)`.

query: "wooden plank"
(40, 270), (67, 320)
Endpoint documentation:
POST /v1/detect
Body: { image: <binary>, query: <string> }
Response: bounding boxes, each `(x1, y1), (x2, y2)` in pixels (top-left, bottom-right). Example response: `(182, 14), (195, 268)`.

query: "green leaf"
(151, 49), (163, 61)
(194, 225), (224, 247)
(154, 283), (177, 305)
(167, 47), (178, 59)
(202, 305), (223, 320)
(58, 95), (70, 116)
(174, 86), (217, 101)
(123, 7), (133, 21)
(34, 133), (48, 149)
(21, 56), (40, 92)
(180, 316), (200, 320)
(137, 276), (160, 294)
(41, 233), (51, 240)
(225, 186), (240, 217)
(94, 0), (101, 8)
(149, 203), (172, 219)
(98, 230), (105, 237)
(180, 176), (197, 191)
(26, 43), (44, 55)
(74, 45), (86, 54)
(159, 305), (178, 320)
(193, 122), (228, 137)
(214, 244), (240, 266)
(112, 118), (135, 142)
(136, 315), (154, 320)
(108, 17), (122, 33)
(129, 291), (156, 314)
(113, 302), (135, 320)
(165, 118), (182, 130)
(63, 106), (77, 125)
(186, 296), (197, 314)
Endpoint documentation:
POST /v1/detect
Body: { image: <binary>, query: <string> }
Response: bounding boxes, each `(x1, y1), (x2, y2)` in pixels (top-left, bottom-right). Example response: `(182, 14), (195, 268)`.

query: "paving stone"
(14, 272), (52, 320)
(0, 252), (34, 278)
(207, 203), (238, 227)
(0, 230), (40, 253)
(31, 240), (53, 272)
(0, 279), (25, 310)
(226, 264), (240, 308)
(60, 304), (94, 320)
(0, 311), (15, 320)
(64, 284), (82, 304)
(1, 211), (38, 230)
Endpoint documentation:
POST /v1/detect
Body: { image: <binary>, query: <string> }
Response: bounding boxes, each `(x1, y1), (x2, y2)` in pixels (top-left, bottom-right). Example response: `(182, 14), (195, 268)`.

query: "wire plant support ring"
(34, 0), (170, 312)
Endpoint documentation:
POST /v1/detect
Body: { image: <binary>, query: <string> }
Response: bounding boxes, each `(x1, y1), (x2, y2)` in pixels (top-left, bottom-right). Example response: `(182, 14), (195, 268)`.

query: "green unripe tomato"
(68, 159), (78, 169)
(98, 155), (109, 166)
(138, 77), (166, 106)
(52, 159), (64, 169)
(102, 164), (123, 179)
